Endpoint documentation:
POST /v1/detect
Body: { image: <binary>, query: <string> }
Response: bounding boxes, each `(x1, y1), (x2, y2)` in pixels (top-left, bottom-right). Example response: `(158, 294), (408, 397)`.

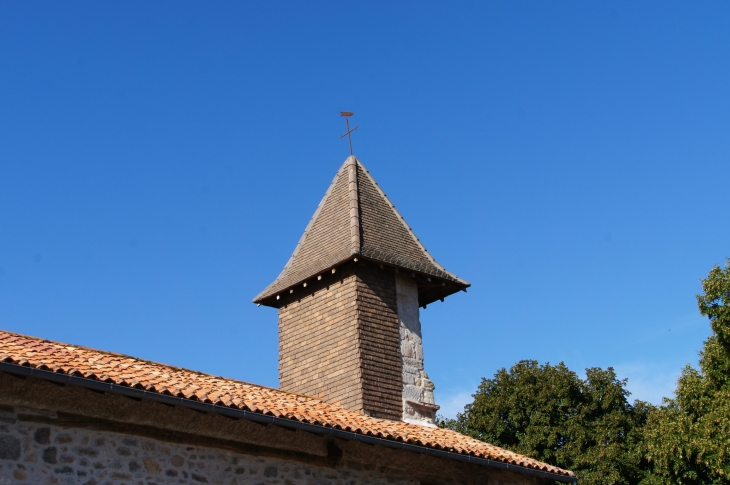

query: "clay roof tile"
(0, 329), (572, 479)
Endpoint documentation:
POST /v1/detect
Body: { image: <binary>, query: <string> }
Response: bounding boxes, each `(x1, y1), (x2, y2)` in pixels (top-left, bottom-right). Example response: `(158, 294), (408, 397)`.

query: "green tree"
(440, 361), (652, 485)
(643, 260), (730, 484)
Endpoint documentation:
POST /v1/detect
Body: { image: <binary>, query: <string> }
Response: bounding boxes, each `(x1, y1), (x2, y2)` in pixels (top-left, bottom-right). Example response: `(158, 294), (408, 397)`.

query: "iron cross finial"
(340, 111), (358, 155)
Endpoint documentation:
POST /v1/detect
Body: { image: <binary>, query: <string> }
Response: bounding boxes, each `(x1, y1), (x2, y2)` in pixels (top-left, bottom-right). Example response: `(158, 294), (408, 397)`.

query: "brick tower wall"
(277, 262), (403, 420)
(355, 264), (403, 420)
(277, 264), (364, 411)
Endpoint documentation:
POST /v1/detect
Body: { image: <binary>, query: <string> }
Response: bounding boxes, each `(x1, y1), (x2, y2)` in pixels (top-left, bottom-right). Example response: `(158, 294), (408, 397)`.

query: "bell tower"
(254, 156), (469, 425)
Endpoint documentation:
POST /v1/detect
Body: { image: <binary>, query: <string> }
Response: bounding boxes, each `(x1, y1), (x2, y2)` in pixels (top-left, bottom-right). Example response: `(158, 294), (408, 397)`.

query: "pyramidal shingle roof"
(254, 156), (469, 305)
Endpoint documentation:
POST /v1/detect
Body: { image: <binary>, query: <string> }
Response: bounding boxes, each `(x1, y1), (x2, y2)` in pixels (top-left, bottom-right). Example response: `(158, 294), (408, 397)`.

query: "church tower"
(254, 156), (469, 426)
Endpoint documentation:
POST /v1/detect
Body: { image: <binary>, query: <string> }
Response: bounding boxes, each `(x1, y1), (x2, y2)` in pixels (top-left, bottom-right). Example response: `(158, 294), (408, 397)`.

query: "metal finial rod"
(340, 111), (358, 155)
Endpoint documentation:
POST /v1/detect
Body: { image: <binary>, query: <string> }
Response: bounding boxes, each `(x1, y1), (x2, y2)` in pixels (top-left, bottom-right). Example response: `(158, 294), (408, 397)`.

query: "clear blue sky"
(1, 2), (728, 418)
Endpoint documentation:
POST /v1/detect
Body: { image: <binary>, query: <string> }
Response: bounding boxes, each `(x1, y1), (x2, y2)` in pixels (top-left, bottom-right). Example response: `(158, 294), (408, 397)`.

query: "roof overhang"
(254, 256), (470, 309)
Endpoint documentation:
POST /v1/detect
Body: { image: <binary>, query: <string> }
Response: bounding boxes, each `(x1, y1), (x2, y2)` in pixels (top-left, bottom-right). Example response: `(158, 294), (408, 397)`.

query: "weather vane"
(340, 111), (358, 155)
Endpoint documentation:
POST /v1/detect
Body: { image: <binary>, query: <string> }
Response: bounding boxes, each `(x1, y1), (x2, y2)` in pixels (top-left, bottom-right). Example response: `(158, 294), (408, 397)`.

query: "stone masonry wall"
(354, 264), (403, 421)
(0, 409), (417, 485)
(278, 264), (364, 411)
(395, 273), (438, 426)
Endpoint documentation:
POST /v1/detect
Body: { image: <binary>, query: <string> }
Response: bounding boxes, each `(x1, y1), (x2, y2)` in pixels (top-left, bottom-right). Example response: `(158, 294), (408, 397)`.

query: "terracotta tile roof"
(253, 156), (469, 306)
(0, 329), (573, 479)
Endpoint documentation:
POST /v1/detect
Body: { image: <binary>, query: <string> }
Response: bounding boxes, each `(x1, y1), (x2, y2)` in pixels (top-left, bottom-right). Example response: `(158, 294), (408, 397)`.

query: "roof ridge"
(347, 155), (361, 254)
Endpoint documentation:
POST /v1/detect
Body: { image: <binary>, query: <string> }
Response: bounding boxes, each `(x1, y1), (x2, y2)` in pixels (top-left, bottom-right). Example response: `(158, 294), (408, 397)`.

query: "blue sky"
(1, 2), (728, 418)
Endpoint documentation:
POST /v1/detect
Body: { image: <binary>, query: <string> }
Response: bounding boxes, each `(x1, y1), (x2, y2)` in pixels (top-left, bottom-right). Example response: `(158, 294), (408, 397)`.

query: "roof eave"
(253, 254), (470, 309)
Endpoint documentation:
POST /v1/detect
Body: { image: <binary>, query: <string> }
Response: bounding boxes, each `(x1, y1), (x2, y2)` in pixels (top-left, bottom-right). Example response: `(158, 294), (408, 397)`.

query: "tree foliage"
(440, 260), (730, 484)
(440, 361), (652, 485)
(643, 259), (730, 484)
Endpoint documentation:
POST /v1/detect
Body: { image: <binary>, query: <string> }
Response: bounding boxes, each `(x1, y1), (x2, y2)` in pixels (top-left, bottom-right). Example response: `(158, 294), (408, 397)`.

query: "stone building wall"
(0, 410), (416, 485)
(395, 273), (438, 426)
